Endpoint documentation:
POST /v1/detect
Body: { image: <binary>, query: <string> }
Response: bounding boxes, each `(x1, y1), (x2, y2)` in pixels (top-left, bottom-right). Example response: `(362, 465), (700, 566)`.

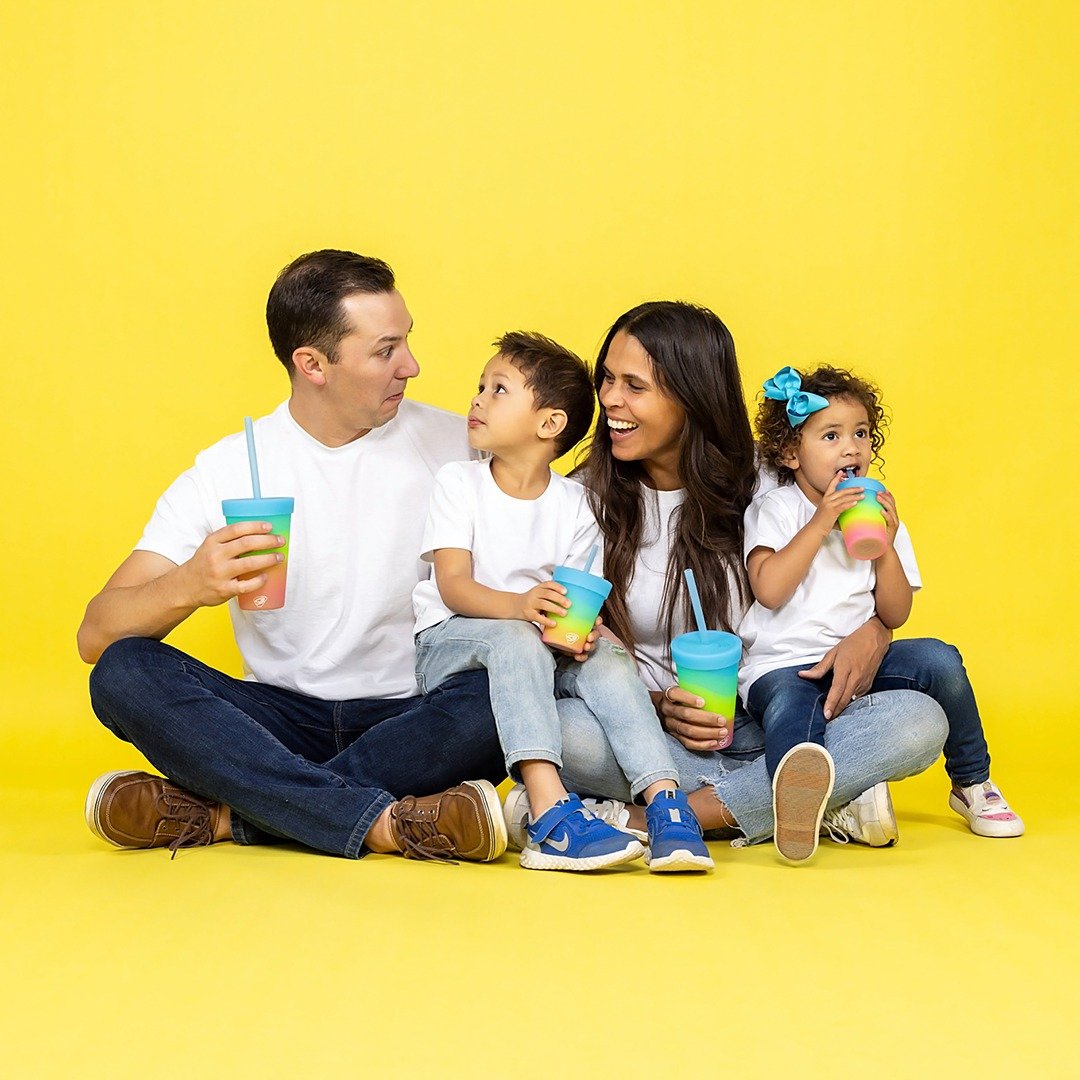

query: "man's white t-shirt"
(136, 399), (471, 700)
(737, 482), (921, 699)
(412, 460), (599, 634)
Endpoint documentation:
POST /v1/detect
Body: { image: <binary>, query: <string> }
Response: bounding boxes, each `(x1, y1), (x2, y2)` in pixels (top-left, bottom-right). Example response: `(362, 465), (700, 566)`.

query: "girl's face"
(784, 395), (873, 502)
(598, 330), (687, 489)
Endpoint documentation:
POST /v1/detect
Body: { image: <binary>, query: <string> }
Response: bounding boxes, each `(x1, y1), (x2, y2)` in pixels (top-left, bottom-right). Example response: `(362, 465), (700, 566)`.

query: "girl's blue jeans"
(89, 636), (508, 858)
(746, 637), (992, 784)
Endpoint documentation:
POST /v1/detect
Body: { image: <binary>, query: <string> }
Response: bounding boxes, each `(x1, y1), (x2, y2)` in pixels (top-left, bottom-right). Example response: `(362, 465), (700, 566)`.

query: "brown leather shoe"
(85, 770), (224, 858)
(389, 780), (507, 863)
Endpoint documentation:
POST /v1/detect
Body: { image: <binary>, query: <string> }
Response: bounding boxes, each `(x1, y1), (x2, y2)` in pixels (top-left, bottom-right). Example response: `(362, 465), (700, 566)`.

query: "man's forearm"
(77, 569), (197, 664)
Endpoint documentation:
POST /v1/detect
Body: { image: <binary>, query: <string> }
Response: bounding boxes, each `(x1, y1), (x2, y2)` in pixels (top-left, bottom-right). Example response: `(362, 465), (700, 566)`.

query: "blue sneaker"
(520, 794), (645, 871)
(644, 789), (714, 872)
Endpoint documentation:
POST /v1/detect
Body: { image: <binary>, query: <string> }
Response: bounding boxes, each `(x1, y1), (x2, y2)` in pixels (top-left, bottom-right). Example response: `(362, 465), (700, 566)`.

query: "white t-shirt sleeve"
(895, 523), (921, 590)
(420, 463), (475, 562)
(136, 466), (217, 567)
(563, 492), (601, 572)
(743, 491), (796, 563)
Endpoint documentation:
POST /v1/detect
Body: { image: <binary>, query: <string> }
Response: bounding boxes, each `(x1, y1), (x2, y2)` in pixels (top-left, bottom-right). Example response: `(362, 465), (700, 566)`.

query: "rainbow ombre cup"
(541, 565), (612, 654)
(836, 477), (887, 560)
(670, 630), (742, 749)
(221, 497), (294, 610)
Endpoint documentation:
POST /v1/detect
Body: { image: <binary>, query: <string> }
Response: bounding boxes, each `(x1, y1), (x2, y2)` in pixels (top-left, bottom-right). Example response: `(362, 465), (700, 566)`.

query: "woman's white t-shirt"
(623, 486), (747, 693)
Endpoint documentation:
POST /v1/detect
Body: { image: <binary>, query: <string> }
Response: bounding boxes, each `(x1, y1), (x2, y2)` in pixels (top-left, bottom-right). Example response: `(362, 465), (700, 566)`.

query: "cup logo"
(565, 632), (579, 644)
(253, 595), (268, 608)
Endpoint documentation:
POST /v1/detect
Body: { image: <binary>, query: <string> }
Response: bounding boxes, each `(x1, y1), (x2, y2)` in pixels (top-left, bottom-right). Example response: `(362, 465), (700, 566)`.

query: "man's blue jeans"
(746, 638), (991, 784)
(89, 637), (508, 858)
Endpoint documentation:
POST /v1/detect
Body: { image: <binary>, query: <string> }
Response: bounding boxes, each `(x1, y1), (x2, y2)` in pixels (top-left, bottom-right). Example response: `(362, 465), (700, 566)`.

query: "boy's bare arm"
(432, 548), (569, 625)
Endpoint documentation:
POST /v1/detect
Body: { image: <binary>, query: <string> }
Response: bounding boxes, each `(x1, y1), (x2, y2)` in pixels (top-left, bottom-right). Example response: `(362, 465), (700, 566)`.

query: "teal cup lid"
(670, 629), (741, 670)
(552, 565), (613, 601)
(222, 497), (295, 516)
(836, 477), (885, 495)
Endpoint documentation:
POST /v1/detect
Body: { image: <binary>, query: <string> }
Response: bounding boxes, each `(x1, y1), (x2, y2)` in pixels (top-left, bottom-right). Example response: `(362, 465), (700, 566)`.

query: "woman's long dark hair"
(581, 301), (757, 653)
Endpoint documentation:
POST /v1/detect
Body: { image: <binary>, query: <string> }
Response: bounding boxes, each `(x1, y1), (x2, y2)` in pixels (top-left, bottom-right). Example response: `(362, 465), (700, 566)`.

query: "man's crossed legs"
(86, 637), (509, 862)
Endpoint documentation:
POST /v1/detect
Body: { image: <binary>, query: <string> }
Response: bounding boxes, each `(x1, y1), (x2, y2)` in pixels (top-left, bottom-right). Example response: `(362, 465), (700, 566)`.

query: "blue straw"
(583, 544), (598, 575)
(683, 568), (708, 634)
(244, 416), (262, 499)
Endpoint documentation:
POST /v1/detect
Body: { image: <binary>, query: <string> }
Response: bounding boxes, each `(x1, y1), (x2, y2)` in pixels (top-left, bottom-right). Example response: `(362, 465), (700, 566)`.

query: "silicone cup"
(221, 497), (294, 611)
(541, 565), (613, 654)
(836, 477), (887, 560)
(670, 629), (742, 749)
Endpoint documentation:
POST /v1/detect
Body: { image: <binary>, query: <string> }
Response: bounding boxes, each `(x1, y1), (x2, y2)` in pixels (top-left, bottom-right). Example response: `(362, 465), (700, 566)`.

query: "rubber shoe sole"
(645, 848), (714, 872)
(773, 744), (835, 864)
(519, 837), (645, 872)
(464, 780), (509, 861)
(85, 770), (143, 847)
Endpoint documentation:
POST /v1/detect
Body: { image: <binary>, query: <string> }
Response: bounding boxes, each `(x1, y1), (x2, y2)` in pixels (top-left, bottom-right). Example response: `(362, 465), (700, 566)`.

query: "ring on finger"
(664, 685), (679, 703)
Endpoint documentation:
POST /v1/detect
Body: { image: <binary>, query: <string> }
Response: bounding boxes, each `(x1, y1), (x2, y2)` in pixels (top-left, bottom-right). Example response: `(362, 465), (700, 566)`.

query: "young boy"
(411, 332), (713, 872)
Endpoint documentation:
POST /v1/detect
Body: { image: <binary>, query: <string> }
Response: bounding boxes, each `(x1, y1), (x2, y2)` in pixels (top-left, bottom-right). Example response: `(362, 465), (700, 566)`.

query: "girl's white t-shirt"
(737, 482), (921, 699)
(412, 460), (600, 634)
(136, 399), (471, 700)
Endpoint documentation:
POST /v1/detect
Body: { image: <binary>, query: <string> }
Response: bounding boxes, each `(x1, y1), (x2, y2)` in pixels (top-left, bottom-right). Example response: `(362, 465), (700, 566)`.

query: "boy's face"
(467, 354), (542, 454)
(784, 396), (872, 501)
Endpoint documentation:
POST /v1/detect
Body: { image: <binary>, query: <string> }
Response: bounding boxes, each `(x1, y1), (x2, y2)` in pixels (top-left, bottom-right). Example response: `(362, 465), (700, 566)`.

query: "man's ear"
(292, 346), (329, 387)
(537, 409), (568, 444)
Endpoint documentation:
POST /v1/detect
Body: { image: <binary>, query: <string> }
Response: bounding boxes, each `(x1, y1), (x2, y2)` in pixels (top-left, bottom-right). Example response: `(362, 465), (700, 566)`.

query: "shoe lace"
(821, 809), (853, 845)
(158, 790), (215, 859)
(391, 797), (459, 864)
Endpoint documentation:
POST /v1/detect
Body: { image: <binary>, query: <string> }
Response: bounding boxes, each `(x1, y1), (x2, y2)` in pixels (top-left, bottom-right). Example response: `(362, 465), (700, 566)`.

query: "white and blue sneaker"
(643, 789), (714, 872)
(520, 794), (646, 871)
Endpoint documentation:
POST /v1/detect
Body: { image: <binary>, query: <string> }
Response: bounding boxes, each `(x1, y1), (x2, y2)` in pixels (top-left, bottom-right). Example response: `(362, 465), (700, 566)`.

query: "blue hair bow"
(762, 366), (829, 427)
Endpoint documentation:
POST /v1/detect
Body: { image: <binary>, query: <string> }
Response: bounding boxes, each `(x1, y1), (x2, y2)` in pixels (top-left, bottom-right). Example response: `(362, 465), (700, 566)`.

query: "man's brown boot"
(85, 770), (225, 858)
(388, 780), (507, 863)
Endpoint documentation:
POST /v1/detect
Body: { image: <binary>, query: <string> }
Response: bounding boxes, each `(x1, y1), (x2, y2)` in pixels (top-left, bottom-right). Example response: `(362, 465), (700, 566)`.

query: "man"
(78, 250), (508, 862)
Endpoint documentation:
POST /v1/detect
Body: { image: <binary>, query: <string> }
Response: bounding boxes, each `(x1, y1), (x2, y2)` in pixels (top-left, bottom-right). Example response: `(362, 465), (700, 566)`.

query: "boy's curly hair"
(755, 365), (889, 483)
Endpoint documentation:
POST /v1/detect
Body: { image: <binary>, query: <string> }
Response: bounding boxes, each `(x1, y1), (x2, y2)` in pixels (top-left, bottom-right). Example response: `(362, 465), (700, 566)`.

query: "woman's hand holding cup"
(653, 686), (730, 751)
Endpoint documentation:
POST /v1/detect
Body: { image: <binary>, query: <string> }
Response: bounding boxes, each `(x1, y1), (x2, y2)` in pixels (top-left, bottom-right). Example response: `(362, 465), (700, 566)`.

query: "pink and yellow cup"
(221, 497), (294, 610)
(670, 630), (742, 749)
(836, 477), (887, 560)
(541, 565), (612, 654)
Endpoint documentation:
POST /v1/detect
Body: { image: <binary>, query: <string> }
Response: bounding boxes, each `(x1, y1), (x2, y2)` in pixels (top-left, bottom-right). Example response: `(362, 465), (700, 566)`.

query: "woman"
(554, 301), (948, 854)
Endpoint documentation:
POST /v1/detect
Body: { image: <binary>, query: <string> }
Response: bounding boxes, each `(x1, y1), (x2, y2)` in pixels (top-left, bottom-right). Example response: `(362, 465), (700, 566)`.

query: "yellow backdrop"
(2, 0), (1075, 788)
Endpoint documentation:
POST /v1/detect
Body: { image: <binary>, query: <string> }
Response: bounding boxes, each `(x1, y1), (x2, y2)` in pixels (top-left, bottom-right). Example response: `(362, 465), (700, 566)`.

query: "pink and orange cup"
(670, 630), (742, 750)
(836, 475), (888, 560)
(223, 416), (294, 611)
(221, 497), (294, 610)
(541, 565), (612, 655)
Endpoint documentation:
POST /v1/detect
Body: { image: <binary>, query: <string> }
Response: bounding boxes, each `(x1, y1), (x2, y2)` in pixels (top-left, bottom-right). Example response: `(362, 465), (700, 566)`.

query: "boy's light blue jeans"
(556, 689), (948, 844)
(416, 617), (677, 801)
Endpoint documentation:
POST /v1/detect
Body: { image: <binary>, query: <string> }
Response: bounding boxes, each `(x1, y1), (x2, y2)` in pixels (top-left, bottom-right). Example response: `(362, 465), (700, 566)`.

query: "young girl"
(411, 331), (713, 873)
(740, 364), (1024, 863)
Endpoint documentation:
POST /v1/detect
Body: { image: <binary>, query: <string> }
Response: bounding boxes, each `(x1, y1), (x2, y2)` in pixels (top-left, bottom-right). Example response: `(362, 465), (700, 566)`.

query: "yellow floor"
(2, 708), (1077, 1079)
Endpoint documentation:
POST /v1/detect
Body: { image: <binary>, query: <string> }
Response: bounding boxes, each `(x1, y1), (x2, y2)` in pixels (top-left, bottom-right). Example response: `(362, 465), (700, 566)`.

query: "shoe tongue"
(982, 784), (1001, 802)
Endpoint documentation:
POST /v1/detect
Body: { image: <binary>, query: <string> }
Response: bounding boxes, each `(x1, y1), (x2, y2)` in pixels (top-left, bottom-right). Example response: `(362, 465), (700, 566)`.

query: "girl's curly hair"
(755, 365), (889, 483)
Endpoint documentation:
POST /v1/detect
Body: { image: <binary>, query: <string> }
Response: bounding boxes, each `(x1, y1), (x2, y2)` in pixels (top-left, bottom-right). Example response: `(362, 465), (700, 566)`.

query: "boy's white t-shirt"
(136, 399), (471, 700)
(737, 482), (921, 700)
(412, 460), (599, 634)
